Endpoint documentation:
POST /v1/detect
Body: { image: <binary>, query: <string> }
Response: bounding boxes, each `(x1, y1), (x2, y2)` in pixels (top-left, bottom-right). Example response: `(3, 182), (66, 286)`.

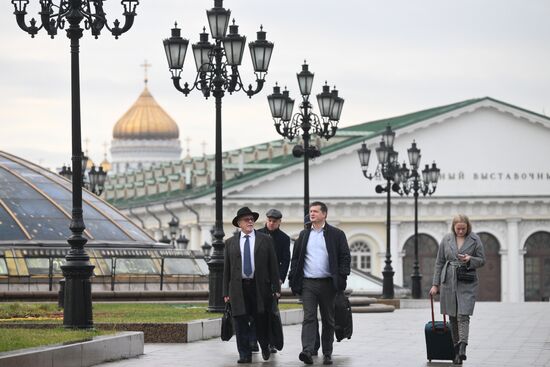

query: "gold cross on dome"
(140, 59), (152, 85)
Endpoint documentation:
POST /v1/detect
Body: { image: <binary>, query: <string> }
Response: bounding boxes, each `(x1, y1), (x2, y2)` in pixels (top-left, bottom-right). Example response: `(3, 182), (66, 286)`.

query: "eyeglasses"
(240, 217), (255, 222)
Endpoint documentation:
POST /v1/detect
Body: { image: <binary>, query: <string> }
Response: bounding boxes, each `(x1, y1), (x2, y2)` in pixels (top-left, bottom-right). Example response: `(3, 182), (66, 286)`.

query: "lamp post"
(168, 216), (180, 247)
(202, 242), (213, 262)
(11, 0), (139, 328)
(267, 62), (344, 215)
(163, 0), (273, 312)
(393, 141), (440, 298)
(176, 233), (190, 250)
(357, 125), (400, 299)
(59, 160), (108, 196)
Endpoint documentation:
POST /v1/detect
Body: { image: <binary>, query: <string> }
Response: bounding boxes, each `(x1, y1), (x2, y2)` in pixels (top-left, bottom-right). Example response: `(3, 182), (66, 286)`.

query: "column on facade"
(189, 224), (201, 251)
(499, 246), (509, 302)
(506, 218), (520, 302)
(391, 221), (402, 287)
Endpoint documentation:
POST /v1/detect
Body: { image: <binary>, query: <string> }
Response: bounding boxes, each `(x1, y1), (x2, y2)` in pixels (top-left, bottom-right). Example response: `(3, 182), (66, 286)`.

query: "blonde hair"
(451, 214), (472, 236)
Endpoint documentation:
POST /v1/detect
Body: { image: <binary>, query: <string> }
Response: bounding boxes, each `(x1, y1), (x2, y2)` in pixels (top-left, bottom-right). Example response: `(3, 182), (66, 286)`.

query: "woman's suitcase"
(425, 295), (455, 362)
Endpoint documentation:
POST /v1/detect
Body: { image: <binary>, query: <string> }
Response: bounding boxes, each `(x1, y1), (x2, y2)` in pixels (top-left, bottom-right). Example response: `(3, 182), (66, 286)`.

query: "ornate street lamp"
(356, 125), (400, 299)
(59, 161), (107, 196)
(12, 0), (139, 328)
(177, 234), (190, 250)
(59, 165), (73, 180)
(163, 0), (273, 312)
(202, 242), (213, 262)
(267, 62), (344, 215)
(87, 165), (107, 195)
(393, 141), (440, 298)
(168, 216), (180, 247)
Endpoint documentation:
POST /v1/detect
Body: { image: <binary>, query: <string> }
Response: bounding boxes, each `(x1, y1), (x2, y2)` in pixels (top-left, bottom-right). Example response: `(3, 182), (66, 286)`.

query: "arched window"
(524, 231), (550, 302)
(350, 241), (371, 273)
(402, 234), (438, 298)
(477, 232), (501, 301)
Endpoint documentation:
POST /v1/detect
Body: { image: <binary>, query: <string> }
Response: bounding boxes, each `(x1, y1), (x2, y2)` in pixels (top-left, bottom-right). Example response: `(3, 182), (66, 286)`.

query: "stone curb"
(0, 331), (143, 367)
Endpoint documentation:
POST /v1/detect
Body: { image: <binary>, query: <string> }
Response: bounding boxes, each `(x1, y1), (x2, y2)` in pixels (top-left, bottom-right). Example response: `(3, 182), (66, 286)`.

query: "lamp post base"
(206, 260), (225, 313)
(61, 261), (94, 328)
(381, 269), (395, 299)
(411, 273), (423, 299)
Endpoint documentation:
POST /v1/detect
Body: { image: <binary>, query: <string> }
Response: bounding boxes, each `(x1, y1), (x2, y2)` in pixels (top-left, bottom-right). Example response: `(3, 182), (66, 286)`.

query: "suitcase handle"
(430, 294), (447, 332)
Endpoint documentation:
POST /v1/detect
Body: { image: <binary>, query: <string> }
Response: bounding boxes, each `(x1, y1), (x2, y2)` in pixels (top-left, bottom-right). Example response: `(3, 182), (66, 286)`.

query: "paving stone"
(94, 302), (550, 367)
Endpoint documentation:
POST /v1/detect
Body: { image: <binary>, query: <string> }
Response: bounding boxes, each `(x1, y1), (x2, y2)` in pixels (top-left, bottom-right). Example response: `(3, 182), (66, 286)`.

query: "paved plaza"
(95, 302), (550, 367)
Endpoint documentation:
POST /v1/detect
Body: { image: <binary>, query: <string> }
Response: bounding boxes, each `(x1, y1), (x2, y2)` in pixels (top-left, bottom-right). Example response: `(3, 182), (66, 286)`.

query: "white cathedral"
(103, 96), (550, 303)
(110, 79), (182, 175)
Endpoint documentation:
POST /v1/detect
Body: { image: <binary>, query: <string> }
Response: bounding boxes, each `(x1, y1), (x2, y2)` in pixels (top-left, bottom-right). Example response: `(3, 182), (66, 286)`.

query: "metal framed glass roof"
(0, 151), (157, 246)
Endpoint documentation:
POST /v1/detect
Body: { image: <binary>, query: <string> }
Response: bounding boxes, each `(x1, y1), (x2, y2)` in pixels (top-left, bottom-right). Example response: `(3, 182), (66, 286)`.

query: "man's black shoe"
(269, 345), (278, 353)
(262, 349), (271, 361)
(323, 355), (333, 365)
(311, 350), (318, 356)
(237, 356), (252, 363)
(299, 351), (313, 365)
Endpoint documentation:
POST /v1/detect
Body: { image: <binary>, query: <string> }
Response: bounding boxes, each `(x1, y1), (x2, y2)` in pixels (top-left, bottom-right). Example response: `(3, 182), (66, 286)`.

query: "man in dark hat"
(259, 209), (291, 286)
(223, 207), (281, 364)
(256, 208), (291, 353)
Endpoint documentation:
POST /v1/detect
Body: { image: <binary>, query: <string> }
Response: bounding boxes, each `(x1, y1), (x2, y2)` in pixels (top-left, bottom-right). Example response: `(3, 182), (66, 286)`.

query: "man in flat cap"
(256, 208), (291, 353)
(223, 207), (281, 364)
(259, 209), (291, 287)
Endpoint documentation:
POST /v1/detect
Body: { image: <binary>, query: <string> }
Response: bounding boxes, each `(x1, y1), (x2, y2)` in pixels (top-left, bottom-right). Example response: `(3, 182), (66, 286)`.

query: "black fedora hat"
(232, 207), (259, 227)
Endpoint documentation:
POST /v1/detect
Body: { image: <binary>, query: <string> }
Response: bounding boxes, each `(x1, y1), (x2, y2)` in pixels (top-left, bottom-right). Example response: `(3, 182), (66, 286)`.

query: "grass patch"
(0, 302), (300, 324)
(0, 328), (111, 353)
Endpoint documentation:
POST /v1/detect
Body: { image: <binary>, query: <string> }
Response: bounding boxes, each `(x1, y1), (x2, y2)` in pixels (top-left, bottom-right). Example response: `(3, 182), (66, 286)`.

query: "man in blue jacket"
(289, 201), (351, 365)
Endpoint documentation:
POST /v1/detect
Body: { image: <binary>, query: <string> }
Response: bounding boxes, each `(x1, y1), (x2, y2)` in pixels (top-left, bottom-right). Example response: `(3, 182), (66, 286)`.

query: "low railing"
(0, 255), (208, 292)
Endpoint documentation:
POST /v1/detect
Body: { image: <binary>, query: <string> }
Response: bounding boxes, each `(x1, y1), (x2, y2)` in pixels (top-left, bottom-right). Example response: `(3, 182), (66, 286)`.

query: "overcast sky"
(1, 0), (549, 170)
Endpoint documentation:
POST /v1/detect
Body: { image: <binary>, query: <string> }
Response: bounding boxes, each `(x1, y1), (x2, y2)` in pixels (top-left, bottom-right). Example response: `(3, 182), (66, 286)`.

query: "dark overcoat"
(258, 226), (291, 283)
(432, 232), (486, 316)
(222, 230), (281, 317)
(288, 222), (351, 295)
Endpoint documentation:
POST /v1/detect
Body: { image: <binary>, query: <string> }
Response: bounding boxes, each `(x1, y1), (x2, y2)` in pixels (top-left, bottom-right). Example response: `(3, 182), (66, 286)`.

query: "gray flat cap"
(266, 208), (282, 219)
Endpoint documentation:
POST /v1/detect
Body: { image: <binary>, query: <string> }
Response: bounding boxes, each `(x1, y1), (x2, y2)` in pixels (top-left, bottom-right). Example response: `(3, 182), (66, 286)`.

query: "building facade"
(103, 97), (550, 302)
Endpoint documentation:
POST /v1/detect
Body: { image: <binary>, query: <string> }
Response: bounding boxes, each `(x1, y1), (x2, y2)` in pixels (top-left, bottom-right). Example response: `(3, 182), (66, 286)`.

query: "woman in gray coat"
(430, 214), (485, 365)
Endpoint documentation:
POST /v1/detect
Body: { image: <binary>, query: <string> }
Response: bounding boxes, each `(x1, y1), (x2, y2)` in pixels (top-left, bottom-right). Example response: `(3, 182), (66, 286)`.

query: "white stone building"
(103, 97), (550, 302)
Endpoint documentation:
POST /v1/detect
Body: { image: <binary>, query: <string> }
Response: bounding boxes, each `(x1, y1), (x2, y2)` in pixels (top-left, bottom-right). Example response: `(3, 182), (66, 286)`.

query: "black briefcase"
(334, 291), (353, 342)
(220, 302), (234, 341)
(425, 295), (455, 362)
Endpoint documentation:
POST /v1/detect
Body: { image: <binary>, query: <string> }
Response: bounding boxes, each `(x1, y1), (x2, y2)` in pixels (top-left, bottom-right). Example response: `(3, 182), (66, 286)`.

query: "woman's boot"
(453, 343), (462, 365)
(459, 342), (467, 361)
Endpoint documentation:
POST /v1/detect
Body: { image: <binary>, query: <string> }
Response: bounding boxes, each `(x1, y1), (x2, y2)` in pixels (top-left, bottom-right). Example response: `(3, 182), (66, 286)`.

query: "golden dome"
(86, 158), (95, 170)
(100, 158), (111, 172)
(113, 87), (179, 140)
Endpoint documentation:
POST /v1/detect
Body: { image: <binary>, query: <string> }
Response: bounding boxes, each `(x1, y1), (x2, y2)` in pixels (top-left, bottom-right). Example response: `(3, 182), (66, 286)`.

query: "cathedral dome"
(112, 87), (179, 140)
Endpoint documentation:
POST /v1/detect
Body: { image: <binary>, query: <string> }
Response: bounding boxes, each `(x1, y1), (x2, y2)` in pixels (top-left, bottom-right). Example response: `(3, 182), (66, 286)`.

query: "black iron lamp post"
(357, 125), (401, 299)
(163, 0), (273, 312)
(202, 242), (213, 262)
(59, 159), (108, 196)
(177, 233), (190, 250)
(87, 165), (107, 195)
(393, 141), (440, 298)
(168, 216), (180, 247)
(12, 0), (139, 328)
(267, 62), (344, 215)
